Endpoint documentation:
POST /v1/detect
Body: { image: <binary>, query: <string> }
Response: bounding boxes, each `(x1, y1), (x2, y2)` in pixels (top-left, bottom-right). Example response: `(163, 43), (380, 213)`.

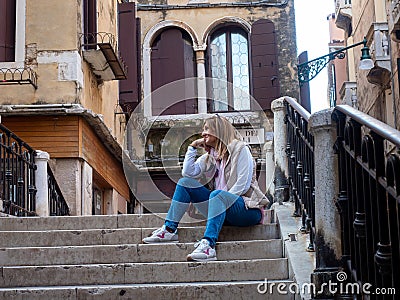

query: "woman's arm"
(181, 146), (203, 178)
(228, 146), (253, 195)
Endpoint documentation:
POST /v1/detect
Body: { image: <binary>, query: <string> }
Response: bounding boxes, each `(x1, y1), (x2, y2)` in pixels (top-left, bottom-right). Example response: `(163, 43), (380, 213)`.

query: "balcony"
(366, 23), (391, 87)
(390, 0), (400, 41)
(339, 81), (357, 107)
(0, 67), (38, 89)
(79, 32), (127, 81)
(335, 0), (352, 33)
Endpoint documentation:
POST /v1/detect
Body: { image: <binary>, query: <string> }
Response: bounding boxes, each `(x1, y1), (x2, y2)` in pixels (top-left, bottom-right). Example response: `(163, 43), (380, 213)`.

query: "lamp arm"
(297, 39), (367, 84)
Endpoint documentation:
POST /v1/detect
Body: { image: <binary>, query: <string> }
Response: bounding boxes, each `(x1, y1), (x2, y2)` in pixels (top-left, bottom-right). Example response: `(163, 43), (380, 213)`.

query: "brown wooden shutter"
(0, 0), (16, 62)
(118, 2), (140, 113)
(151, 29), (196, 116)
(251, 19), (280, 110)
(83, 0), (97, 49)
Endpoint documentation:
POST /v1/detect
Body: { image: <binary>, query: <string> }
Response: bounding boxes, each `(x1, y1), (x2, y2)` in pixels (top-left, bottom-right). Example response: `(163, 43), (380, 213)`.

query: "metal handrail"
(336, 104), (400, 146)
(284, 97), (315, 252)
(0, 124), (37, 216)
(284, 96), (311, 121)
(332, 105), (400, 296)
(47, 164), (70, 216)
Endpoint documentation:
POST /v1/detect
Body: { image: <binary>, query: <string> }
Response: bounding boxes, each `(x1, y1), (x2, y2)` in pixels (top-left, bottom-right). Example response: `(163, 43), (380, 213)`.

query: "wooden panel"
(118, 2), (139, 112)
(0, 0), (16, 62)
(151, 28), (196, 115)
(80, 119), (130, 199)
(251, 19), (280, 110)
(2, 116), (80, 158)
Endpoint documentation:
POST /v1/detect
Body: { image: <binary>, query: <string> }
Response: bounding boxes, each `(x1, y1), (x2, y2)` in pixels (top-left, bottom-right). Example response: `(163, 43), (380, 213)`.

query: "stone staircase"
(0, 212), (296, 299)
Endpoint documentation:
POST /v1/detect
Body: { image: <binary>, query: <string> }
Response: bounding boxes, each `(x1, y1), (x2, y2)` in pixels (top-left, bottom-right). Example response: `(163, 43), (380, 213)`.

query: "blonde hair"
(204, 115), (239, 159)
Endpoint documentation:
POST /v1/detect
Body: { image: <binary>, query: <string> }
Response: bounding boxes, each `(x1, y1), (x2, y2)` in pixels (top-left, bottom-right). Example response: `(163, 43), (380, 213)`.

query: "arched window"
(208, 27), (250, 112)
(207, 20), (280, 112)
(151, 28), (197, 115)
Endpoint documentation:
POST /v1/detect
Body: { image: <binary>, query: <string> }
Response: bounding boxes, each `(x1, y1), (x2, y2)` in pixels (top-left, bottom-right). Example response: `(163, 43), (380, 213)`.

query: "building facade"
(121, 0), (299, 212)
(0, 0), (298, 215)
(334, 0), (395, 128)
(0, 0), (130, 215)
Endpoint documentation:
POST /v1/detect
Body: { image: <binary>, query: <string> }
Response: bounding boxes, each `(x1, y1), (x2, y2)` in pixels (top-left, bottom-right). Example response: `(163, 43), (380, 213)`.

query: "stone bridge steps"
(0, 281), (295, 299)
(0, 224), (279, 247)
(0, 212), (294, 299)
(0, 239), (283, 266)
(0, 259), (288, 288)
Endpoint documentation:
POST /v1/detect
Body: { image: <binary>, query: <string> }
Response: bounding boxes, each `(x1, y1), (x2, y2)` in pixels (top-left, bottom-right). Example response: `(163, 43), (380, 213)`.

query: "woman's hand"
(190, 138), (205, 149)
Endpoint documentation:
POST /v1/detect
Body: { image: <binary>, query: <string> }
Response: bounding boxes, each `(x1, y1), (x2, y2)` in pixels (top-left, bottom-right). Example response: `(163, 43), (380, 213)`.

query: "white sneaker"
(187, 239), (217, 262)
(142, 225), (179, 244)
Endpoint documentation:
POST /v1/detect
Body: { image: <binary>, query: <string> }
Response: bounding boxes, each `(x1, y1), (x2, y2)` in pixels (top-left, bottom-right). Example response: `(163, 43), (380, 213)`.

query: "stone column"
(35, 150), (49, 216)
(81, 161), (93, 215)
(196, 50), (207, 114)
(308, 108), (342, 298)
(264, 141), (275, 197)
(271, 98), (289, 203)
(143, 46), (152, 118)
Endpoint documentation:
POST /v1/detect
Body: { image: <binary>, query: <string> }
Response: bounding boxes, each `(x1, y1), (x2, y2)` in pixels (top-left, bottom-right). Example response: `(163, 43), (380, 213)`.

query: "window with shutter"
(250, 19), (280, 110)
(118, 2), (140, 113)
(0, 0), (16, 62)
(151, 28), (196, 116)
(83, 0), (97, 50)
(207, 26), (250, 112)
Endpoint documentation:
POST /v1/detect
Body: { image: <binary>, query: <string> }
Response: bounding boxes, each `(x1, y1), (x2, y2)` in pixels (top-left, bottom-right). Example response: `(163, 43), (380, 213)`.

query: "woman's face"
(201, 123), (217, 148)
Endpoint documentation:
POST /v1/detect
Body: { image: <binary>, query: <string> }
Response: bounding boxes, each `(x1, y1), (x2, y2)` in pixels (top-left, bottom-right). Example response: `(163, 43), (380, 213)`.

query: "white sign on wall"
(238, 128), (265, 144)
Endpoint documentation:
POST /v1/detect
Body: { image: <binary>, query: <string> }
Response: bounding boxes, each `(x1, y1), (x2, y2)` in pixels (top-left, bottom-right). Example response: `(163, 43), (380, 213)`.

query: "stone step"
(0, 214), (188, 231)
(0, 224), (279, 247)
(0, 280), (295, 300)
(0, 210), (275, 231)
(0, 239), (283, 266)
(0, 258), (288, 288)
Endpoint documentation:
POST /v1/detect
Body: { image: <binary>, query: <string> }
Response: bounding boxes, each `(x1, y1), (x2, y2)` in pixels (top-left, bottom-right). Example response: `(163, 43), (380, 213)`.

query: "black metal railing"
(284, 97), (315, 251)
(0, 67), (38, 89)
(47, 165), (70, 216)
(333, 105), (399, 298)
(0, 124), (37, 216)
(79, 32), (127, 78)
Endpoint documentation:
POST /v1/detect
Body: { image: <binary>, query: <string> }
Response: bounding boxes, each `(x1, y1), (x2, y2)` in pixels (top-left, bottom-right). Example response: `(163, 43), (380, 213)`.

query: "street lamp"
(297, 38), (374, 85)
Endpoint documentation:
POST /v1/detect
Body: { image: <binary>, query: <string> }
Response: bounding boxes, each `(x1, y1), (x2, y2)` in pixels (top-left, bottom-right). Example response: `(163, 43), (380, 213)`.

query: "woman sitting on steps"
(143, 115), (269, 262)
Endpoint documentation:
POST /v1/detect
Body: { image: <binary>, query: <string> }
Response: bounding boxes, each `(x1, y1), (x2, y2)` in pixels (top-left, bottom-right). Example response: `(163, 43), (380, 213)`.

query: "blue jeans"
(165, 177), (262, 247)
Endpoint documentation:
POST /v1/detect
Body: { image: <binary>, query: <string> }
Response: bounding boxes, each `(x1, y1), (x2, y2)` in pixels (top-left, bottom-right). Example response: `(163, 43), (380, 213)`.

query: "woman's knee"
(177, 177), (202, 189)
(209, 190), (223, 199)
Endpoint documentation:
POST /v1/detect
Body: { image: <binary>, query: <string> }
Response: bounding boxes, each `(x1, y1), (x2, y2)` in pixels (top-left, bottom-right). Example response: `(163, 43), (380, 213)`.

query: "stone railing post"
(308, 108), (342, 298)
(271, 98), (289, 203)
(264, 141), (275, 197)
(35, 150), (49, 216)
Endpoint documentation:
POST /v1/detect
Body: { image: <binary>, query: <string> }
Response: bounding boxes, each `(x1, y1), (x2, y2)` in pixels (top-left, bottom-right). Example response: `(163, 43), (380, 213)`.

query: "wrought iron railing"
(79, 32), (127, 77)
(333, 105), (399, 298)
(48, 165), (70, 216)
(0, 67), (38, 89)
(0, 124), (37, 216)
(284, 97), (315, 251)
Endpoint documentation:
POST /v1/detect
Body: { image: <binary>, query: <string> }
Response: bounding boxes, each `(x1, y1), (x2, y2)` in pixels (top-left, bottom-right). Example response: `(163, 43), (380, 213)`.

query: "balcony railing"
(335, 0), (352, 33)
(332, 105), (399, 298)
(0, 67), (38, 89)
(390, 0), (400, 40)
(284, 97), (315, 251)
(339, 81), (357, 107)
(0, 124), (37, 216)
(367, 23), (391, 86)
(79, 32), (127, 81)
